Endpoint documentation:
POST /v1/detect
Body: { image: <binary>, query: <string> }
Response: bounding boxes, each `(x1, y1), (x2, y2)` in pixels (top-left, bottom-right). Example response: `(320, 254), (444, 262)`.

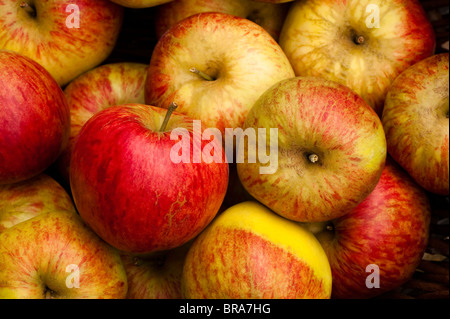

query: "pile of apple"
(0, 0), (448, 300)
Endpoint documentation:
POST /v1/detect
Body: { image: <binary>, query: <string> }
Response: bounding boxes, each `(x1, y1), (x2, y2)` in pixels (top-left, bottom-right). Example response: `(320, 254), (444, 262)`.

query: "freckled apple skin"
(237, 76), (387, 223)
(305, 159), (431, 299)
(382, 53), (449, 196)
(0, 0), (124, 86)
(0, 173), (76, 233)
(0, 50), (70, 185)
(279, 0), (436, 115)
(57, 62), (148, 183)
(145, 12), (295, 137)
(154, 0), (289, 41)
(0, 211), (128, 299)
(70, 104), (229, 255)
(182, 201), (332, 299)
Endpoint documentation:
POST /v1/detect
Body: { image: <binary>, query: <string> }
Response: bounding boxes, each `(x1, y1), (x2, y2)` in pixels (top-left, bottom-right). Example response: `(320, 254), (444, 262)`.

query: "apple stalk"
(159, 102), (178, 132)
(190, 67), (215, 81)
(19, 2), (36, 17)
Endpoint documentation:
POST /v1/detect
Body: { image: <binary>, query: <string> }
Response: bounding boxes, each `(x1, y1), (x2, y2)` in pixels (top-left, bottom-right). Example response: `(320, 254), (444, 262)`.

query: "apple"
(145, 12), (295, 138)
(109, 0), (173, 8)
(0, 0), (124, 86)
(182, 201), (332, 299)
(0, 210), (128, 299)
(56, 62), (149, 183)
(382, 53), (449, 196)
(121, 241), (192, 299)
(70, 103), (229, 255)
(0, 50), (70, 185)
(154, 0), (289, 41)
(278, 0), (436, 116)
(303, 159), (431, 299)
(237, 76), (387, 223)
(252, 0), (294, 3)
(0, 173), (76, 233)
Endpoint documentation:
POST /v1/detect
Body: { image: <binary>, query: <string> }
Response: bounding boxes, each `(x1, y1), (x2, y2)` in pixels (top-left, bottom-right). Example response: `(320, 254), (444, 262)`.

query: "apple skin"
(56, 62), (148, 184)
(154, 0), (289, 41)
(0, 0), (124, 86)
(279, 0), (436, 116)
(0, 211), (128, 299)
(382, 53), (449, 196)
(145, 12), (295, 137)
(0, 173), (76, 233)
(237, 76), (387, 223)
(0, 50), (70, 185)
(304, 159), (431, 299)
(121, 242), (192, 299)
(109, 0), (173, 8)
(70, 103), (229, 255)
(182, 201), (332, 299)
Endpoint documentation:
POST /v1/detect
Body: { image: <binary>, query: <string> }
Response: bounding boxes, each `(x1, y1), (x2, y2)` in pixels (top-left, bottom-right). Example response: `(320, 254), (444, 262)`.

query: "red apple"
(304, 158), (431, 299)
(0, 0), (124, 87)
(0, 50), (70, 185)
(57, 62), (148, 183)
(382, 53), (449, 196)
(70, 103), (229, 255)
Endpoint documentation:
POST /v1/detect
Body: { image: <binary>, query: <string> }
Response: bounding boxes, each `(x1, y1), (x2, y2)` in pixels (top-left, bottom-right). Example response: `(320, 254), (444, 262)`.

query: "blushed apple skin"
(145, 12), (295, 136)
(279, 0), (435, 115)
(70, 104), (229, 255)
(0, 51), (70, 185)
(0, 0), (124, 86)
(382, 53), (449, 196)
(237, 77), (387, 222)
(109, 0), (173, 8)
(182, 201), (332, 299)
(0, 211), (128, 299)
(0, 173), (76, 233)
(154, 0), (289, 41)
(57, 62), (148, 183)
(307, 159), (431, 299)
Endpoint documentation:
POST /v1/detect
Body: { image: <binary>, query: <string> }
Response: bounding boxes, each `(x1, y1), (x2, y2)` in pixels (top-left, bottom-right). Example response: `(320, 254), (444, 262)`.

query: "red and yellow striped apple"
(0, 50), (70, 185)
(304, 159), (431, 299)
(57, 62), (148, 183)
(154, 0), (289, 41)
(0, 173), (75, 233)
(182, 201), (332, 299)
(237, 76), (387, 223)
(145, 12), (295, 138)
(382, 53), (449, 196)
(70, 103), (229, 254)
(0, 211), (128, 299)
(279, 0), (436, 115)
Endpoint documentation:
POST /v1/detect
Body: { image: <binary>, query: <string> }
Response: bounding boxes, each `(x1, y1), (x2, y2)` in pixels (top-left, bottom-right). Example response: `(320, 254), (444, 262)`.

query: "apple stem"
(190, 67), (214, 81)
(355, 35), (365, 45)
(308, 154), (319, 164)
(159, 102), (178, 132)
(19, 2), (36, 17)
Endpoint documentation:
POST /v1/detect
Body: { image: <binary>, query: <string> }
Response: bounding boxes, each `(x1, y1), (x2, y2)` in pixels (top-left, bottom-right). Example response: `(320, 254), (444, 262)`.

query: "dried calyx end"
(19, 1), (37, 18)
(190, 67), (215, 81)
(159, 102), (178, 132)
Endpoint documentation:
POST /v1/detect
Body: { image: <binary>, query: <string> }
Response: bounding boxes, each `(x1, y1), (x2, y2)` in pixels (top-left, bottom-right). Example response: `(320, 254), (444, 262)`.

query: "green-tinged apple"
(0, 50), (70, 185)
(121, 242), (192, 299)
(237, 76), (387, 222)
(0, 173), (75, 233)
(303, 159), (431, 299)
(279, 0), (435, 115)
(56, 62), (148, 183)
(0, 0), (123, 86)
(145, 12), (295, 138)
(70, 103), (229, 254)
(109, 0), (173, 8)
(182, 201), (332, 299)
(154, 0), (289, 40)
(382, 53), (449, 196)
(0, 211), (128, 299)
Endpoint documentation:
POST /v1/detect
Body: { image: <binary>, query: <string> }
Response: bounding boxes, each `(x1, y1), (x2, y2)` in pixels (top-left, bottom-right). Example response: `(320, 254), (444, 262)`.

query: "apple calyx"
(19, 1), (36, 18)
(190, 67), (215, 81)
(159, 102), (178, 132)
(354, 35), (365, 45)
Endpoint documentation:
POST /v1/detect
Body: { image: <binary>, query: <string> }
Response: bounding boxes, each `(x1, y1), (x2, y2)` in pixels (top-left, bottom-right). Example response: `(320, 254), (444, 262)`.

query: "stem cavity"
(190, 67), (214, 81)
(159, 102), (178, 132)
